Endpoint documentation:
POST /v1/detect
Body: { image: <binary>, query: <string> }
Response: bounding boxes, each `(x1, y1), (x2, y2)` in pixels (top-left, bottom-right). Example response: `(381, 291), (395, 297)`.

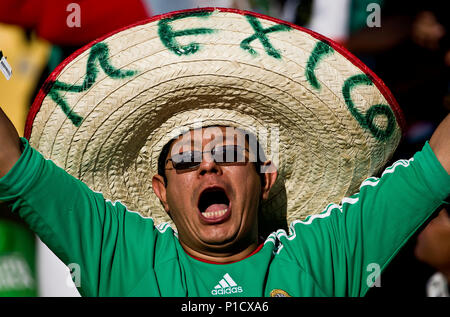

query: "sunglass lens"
(214, 145), (246, 163)
(172, 151), (201, 170)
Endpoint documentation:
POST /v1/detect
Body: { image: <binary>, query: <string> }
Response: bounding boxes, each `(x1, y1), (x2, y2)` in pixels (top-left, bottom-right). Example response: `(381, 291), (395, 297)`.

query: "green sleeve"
(282, 142), (450, 297)
(0, 138), (161, 296)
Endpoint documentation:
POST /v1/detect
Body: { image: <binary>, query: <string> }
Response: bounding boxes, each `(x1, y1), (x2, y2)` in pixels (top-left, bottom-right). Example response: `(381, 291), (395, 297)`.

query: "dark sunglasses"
(166, 145), (250, 171)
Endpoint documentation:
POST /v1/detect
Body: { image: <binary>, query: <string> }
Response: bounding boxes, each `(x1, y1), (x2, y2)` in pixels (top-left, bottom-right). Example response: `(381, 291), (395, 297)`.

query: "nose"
(197, 152), (222, 176)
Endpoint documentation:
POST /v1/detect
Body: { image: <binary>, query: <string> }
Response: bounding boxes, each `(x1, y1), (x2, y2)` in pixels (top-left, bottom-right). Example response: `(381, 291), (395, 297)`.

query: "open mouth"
(198, 187), (231, 221)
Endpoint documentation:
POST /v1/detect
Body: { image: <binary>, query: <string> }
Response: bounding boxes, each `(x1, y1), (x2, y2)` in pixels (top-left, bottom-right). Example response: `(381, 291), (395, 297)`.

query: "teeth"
(202, 208), (228, 219)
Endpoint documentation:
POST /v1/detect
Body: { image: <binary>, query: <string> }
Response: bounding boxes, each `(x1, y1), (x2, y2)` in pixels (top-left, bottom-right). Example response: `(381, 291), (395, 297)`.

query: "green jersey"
(0, 138), (449, 297)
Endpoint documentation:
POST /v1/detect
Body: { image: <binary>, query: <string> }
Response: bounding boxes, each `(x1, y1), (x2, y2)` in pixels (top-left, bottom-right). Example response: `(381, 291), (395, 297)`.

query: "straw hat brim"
(25, 7), (405, 236)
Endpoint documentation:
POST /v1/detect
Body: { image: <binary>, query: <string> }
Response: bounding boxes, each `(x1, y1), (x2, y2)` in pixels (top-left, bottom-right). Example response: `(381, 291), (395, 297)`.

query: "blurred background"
(0, 0), (448, 297)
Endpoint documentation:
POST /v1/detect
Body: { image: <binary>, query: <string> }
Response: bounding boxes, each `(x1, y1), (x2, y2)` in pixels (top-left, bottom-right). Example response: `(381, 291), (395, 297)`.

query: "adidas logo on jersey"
(211, 273), (243, 295)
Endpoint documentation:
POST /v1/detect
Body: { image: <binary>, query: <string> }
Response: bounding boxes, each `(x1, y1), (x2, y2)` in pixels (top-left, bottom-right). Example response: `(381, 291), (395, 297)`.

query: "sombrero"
(25, 7), (405, 236)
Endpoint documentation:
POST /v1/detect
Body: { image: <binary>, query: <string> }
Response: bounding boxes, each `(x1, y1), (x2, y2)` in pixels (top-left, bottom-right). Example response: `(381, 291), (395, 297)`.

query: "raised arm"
(0, 105), (165, 296)
(283, 114), (450, 296)
(430, 114), (450, 175)
(0, 106), (23, 178)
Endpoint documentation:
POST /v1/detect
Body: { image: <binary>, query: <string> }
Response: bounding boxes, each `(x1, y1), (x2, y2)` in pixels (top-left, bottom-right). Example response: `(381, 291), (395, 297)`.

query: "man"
(0, 8), (449, 296)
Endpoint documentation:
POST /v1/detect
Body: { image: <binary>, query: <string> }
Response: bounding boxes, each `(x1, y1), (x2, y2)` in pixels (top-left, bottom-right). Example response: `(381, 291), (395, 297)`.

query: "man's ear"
(152, 174), (170, 214)
(260, 160), (277, 201)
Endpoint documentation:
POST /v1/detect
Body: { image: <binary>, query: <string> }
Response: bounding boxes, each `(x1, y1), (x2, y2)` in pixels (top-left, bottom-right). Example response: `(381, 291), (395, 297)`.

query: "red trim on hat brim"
(24, 7), (406, 140)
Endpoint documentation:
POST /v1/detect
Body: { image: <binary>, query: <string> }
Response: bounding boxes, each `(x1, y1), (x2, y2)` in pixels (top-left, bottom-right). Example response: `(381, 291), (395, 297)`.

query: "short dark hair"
(157, 139), (175, 185)
(157, 128), (267, 186)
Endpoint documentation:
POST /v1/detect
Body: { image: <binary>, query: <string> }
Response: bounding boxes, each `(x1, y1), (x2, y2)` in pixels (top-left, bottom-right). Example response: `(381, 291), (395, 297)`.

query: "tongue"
(204, 203), (228, 214)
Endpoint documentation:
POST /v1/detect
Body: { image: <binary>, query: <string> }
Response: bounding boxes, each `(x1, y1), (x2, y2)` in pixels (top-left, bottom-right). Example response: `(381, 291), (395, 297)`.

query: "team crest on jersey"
(270, 289), (291, 297)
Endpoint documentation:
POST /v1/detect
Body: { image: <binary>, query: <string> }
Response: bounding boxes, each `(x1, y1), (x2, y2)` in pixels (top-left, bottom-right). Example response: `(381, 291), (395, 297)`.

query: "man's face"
(152, 126), (276, 257)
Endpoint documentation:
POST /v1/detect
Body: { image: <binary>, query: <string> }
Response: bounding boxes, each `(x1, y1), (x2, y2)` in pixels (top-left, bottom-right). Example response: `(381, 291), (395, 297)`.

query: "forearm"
(0, 106), (22, 178)
(429, 114), (450, 175)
